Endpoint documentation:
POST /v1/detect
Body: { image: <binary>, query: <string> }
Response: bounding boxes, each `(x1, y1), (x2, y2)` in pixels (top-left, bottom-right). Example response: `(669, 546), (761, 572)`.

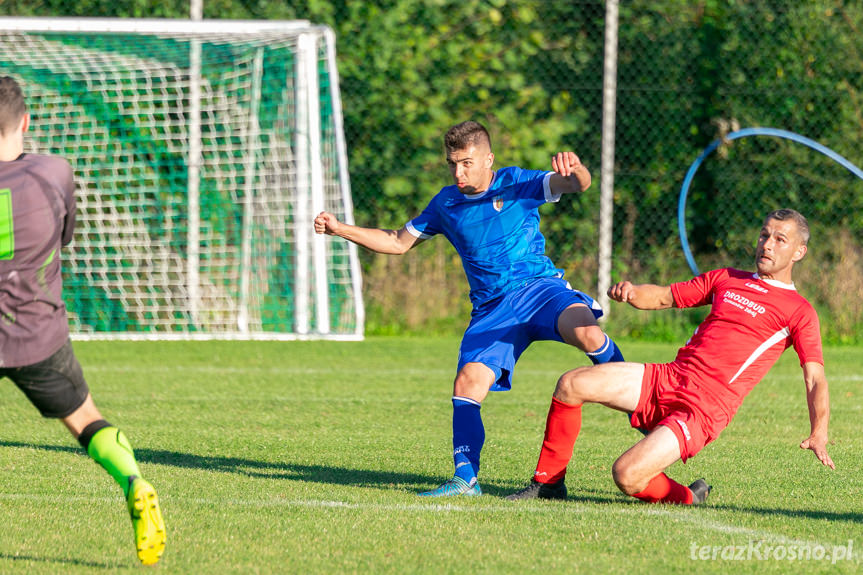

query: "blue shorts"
(457, 277), (603, 391)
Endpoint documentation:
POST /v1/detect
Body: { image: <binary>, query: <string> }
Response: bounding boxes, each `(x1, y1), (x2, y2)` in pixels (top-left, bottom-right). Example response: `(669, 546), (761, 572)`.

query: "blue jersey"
(405, 166), (565, 306)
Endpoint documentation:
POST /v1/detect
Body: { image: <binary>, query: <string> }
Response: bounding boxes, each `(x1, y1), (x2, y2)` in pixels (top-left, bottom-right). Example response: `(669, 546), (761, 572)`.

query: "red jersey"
(669, 267), (823, 421)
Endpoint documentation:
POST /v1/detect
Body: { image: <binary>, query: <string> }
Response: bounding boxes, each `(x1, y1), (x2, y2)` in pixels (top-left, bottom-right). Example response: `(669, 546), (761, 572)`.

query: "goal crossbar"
(0, 17), (315, 34)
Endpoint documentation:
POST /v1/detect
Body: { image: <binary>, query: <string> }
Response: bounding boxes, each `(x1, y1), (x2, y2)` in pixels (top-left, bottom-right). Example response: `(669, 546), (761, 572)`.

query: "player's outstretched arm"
(799, 361), (835, 469)
(313, 211), (422, 255)
(548, 151), (591, 195)
(607, 281), (675, 310)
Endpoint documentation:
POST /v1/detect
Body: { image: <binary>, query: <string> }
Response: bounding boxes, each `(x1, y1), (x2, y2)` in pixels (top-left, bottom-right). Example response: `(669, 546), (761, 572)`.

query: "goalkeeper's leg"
(75, 411), (167, 565)
(76, 409), (166, 565)
(12, 341), (167, 565)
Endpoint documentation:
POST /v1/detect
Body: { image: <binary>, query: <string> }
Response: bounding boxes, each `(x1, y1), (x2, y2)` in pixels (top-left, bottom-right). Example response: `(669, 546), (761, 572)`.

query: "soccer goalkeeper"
(0, 76), (166, 565)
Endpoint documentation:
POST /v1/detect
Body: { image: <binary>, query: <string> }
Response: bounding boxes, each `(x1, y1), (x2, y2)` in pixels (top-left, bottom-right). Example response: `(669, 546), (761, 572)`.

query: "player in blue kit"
(314, 121), (624, 496)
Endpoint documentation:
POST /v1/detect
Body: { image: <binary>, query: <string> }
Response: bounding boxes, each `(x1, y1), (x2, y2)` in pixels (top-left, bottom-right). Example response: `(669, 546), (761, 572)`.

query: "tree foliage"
(2, 0), (860, 341)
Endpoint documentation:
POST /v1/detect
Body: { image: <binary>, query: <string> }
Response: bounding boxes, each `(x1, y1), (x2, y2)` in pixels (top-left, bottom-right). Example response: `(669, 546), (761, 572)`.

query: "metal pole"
(305, 35), (331, 335)
(324, 27), (365, 336)
(598, 0), (619, 322)
(238, 48), (264, 334)
(187, 0), (203, 329)
(294, 34), (312, 335)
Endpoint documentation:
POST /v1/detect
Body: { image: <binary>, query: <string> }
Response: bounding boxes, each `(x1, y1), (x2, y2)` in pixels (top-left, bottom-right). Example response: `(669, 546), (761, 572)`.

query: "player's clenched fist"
(551, 151), (582, 177)
(607, 281), (635, 303)
(314, 211), (340, 235)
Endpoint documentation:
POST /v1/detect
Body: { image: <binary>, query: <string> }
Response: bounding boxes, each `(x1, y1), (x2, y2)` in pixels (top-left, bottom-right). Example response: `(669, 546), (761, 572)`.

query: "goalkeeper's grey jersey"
(0, 153), (75, 367)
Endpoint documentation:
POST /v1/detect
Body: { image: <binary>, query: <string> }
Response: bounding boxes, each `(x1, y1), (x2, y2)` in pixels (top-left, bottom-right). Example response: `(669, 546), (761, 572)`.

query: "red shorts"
(629, 363), (731, 462)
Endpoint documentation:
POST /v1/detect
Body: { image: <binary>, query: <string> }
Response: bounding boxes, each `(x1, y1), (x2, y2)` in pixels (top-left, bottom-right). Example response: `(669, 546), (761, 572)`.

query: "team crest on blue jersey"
(492, 195), (504, 212)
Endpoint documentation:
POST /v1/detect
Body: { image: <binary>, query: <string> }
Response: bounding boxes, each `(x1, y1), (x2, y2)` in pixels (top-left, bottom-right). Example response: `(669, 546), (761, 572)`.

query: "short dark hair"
(444, 121), (491, 152)
(0, 76), (26, 137)
(765, 208), (810, 245)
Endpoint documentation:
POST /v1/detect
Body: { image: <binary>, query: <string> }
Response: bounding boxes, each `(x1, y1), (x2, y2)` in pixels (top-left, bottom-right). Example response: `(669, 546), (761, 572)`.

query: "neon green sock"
(87, 427), (142, 497)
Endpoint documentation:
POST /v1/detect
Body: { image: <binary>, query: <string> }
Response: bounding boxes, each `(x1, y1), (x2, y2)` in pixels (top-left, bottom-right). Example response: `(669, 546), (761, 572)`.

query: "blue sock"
(452, 396), (484, 484)
(586, 333), (625, 364)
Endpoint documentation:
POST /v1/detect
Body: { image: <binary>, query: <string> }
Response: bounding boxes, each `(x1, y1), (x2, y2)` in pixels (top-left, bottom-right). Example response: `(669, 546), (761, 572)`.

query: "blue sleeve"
(405, 194), (442, 239)
(500, 167), (557, 206)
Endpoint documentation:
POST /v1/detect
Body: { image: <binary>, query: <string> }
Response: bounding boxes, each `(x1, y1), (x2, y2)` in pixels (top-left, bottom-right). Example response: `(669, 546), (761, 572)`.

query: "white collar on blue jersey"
(753, 273), (796, 291)
(460, 171), (498, 199)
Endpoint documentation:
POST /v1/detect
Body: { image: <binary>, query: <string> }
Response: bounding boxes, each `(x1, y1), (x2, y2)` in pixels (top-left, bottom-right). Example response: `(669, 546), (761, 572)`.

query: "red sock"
(533, 397), (582, 484)
(631, 473), (693, 504)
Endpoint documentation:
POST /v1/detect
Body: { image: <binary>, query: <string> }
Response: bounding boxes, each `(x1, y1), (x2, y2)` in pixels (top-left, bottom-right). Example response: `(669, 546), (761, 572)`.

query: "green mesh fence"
(0, 2), (859, 342)
(0, 22), (362, 338)
(334, 0), (863, 342)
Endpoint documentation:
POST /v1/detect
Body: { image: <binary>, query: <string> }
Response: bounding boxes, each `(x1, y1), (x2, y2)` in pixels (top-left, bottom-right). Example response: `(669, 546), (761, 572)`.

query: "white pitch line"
(82, 365), (565, 378)
(0, 492), (853, 555)
(639, 507), (832, 549)
(83, 365), (451, 376)
(69, 395), (479, 406)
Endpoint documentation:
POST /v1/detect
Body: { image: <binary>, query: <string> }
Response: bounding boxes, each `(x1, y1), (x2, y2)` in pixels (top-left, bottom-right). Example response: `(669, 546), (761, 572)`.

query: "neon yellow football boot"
(127, 477), (166, 565)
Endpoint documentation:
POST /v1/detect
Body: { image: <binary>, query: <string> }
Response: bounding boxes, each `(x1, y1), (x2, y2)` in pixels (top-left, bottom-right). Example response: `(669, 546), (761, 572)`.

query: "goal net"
(0, 17), (364, 340)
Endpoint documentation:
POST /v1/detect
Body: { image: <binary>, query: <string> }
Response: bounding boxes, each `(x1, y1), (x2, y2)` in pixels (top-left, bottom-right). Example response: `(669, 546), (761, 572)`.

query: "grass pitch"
(0, 337), (860, 574)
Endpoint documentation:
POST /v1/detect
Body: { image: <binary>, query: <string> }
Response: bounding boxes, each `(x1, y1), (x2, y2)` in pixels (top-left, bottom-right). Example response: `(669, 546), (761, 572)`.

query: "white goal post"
(0, 17), (364, 340)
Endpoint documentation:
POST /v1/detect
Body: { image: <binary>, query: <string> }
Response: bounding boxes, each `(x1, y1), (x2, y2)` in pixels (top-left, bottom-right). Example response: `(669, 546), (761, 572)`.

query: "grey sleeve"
(61, 162), (75, 246)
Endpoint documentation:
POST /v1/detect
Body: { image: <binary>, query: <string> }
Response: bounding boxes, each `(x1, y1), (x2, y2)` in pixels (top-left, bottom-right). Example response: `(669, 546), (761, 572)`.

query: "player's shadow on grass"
(6, 441), (863, 521)
(0, 440), (444, 493)
(0, 553), (118, 570)
(566, 492), (863, 525)
(137, 446), (448, 490)
(2, 439), (614, 497)
(707, 502), (863, 525)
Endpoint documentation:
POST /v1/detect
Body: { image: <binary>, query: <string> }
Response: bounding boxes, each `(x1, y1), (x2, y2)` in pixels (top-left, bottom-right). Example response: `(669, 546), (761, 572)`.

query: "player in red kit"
(507, 209), (833, 503)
